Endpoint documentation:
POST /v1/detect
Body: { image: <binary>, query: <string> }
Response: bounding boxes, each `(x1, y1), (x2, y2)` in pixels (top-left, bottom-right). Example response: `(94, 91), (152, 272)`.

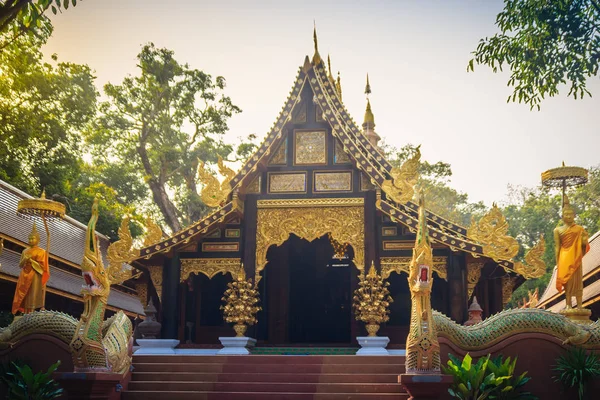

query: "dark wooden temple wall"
(161, 254), (180, 339)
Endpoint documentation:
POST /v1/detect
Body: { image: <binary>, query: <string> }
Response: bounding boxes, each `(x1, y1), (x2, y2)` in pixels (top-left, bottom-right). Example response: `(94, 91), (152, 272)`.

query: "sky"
(44, 0), (600, 206)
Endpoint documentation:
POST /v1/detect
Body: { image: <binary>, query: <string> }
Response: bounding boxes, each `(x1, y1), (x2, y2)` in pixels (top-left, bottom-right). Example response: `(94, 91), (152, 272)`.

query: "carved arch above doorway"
(255, 198), (365, 281)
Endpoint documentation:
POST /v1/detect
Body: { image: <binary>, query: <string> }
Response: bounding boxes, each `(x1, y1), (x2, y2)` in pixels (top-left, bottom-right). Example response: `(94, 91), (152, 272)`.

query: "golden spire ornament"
(312, 22), (322, 65)
(220, 265), (261, 337)
(352, 261), (393, 336)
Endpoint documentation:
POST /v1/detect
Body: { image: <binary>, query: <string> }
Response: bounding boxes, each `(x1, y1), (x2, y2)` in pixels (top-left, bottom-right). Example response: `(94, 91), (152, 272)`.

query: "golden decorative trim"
(294, 130), (327, 165)
(382, 227), (397, 237)
(381, 146), (420, 205)
(197, 156), (236, 208)
(134, 282), (148, 307)
(201, 242), (239, 252)
(246, 175), (261, 194)
(142, 217), (163, 247)
(334, 139), (351, 164)
(147, 266), (163, 303)
(267, 172), (307, 193)
(502, 276), (517, 307)
(106, 216), (140, 285)
(360, 173), (376, 191)
(180, 258), (241, 282)
(513, 236), (546, 279)
(383, 240), (415, 251)
(380, 256), (447, 281)
(268, 137), (288, 165)
(468, 204), (519, 262)
(257, 198), (364, 209)
(466, 262), (484, 299)
(256, 204), (364, 280)
(225, 229), (240, 238)
(313, 171), (352, 192)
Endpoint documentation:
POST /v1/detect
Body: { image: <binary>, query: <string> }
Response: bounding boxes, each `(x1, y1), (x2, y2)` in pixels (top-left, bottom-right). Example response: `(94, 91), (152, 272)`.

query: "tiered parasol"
(17, 190), (66, 305)
(541, 163), (588, 207)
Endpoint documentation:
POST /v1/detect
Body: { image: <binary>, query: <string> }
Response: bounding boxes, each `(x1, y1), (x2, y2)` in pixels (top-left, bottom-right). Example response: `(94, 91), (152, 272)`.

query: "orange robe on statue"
(12, 246), (49, 314)
(556, 224), (590, 292)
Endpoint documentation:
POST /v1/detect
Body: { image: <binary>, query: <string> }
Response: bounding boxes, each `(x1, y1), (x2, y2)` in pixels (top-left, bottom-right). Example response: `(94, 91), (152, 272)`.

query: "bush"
(1, 360), (63, 400)
(553, 347), (600, 400)
(443, 353), (537, 400)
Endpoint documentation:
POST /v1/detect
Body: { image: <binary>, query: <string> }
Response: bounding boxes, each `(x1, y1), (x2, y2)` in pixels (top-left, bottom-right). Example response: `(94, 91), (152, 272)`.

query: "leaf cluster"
(469, 0), (600, 110)
(553, 346), (600, 400)
(1, 360), (63, 400)
(444, 353), (536, 400)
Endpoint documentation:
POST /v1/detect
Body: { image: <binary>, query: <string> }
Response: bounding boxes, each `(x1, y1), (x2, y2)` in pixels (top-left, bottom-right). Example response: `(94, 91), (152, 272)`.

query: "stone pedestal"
(560, 307), (592, 325)
(217, 336), (256, 355)
(356, 336), (390, 355)
(399, 373), (453, 400)
(135, 339), (179, 355)
(53, 372), (123, 400)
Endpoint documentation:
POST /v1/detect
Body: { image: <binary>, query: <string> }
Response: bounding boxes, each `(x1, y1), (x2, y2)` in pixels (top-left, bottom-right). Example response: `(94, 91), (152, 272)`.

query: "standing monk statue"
(12, 224), (50, 314)
(554, 195), (590, 309)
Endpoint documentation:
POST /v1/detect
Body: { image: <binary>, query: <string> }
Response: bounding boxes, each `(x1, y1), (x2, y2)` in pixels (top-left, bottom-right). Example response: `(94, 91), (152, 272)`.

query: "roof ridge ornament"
(197, 156), (236, 208)
(467, 203), (520, 262)
(381, 146), (420, 204)
(312, 22), (322, 65)
(335, 71), (342, 100)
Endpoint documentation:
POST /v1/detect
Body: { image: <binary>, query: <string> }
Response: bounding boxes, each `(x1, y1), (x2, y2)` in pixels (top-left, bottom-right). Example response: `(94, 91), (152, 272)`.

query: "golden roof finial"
(327, 54), (334, 83)
(41, 189), (46, 199)
(365, 73), (372, 95)
(312, 22), (322, 65)
(335, 71), (342, 100)
(364, 99), (375, 128)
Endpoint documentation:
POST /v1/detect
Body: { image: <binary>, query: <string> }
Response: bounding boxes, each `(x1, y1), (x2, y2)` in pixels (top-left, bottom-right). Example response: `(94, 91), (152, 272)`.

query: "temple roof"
(135, 37), (521, 274)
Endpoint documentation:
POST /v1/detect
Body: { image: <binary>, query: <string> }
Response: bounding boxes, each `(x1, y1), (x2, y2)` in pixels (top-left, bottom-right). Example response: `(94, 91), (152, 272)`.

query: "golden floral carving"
(258, 198), (363, 208)
(106, 216), (140, 285)
(147, 265), (163, 303)
(380, 256), (447, 280)
(246, 175), (261, 194)
(314, 171), (352, 192)
(256, 199), (364, 280)
(502, 276), (517, 307)
(268, 138), (287, 165)
(513, 235), (546, 279)
(143, 217), (163, 247)
(334, 139), (351, 164)
(294, 130), (327, 165)
(468, 204), (519, 262)
(197, 156), (236, 208)
(467, 262), (484, 299)
(180, 258), (241, 282)
(268, 172), (306, 193)
(134, 281), (148, 307)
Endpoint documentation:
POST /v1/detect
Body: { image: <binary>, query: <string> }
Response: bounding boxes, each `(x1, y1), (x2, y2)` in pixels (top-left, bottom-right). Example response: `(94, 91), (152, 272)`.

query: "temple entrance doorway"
(258, 233), (355, 345)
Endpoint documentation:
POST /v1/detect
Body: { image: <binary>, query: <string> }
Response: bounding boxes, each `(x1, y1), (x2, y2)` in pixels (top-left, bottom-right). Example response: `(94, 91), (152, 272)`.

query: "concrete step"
(131, 372), (400, 384)
(122, 391), (409, 400)
(132, 362), (405, 374)
(133, 355), (405, 365)
(127, 381), (404, 394)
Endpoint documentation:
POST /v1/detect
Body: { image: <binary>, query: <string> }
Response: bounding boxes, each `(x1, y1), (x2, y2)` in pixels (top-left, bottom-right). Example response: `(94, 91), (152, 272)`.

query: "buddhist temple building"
(127, 32), (543, 347)
(0, 180), (144, 318)
(538, 231), (600, 318)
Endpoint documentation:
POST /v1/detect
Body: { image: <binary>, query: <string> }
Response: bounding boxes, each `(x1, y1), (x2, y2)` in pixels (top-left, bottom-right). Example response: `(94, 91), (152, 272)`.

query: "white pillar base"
(217, 336), (257, 355)
(135, 339), (179, 355)
(356, 336), (390, 355)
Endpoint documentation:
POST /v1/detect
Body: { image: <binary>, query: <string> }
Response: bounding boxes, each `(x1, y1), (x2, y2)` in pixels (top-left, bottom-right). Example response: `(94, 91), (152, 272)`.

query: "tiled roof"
(538, 230), (600, 308)
(0, 249), (144, 315)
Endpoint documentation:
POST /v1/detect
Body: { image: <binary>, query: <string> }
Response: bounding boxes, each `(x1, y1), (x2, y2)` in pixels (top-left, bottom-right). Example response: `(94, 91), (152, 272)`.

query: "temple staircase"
(122, 354), (409, 399)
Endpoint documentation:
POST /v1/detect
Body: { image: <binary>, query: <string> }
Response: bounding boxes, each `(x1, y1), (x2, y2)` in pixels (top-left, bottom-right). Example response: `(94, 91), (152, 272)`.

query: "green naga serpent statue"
(405, 192), (442, 373)
(0, 197), (135, 375)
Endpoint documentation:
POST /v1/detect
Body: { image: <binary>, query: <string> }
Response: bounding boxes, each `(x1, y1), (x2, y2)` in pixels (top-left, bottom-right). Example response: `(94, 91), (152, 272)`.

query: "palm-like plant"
(553, 346), (600, 400)
(2, 360), (63, 400)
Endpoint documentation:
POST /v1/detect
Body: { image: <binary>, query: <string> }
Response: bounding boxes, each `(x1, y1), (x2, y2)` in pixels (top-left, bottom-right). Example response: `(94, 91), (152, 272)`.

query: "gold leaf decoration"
(513, 235), (546, 279)
(220, 266), (261, 333)
(106, 216), (140, 285)
(352, 262), (393, 325)
(143, 217), (163, 247)
(198, 156), (235, 208)
(468, 203), (519, 262)
(382, 146), (420, 204)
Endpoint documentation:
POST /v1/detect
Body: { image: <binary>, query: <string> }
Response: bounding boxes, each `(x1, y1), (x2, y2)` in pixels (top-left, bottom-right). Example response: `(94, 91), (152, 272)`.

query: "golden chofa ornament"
(352, 261), (393, 337)
(220, 266), (261, 337)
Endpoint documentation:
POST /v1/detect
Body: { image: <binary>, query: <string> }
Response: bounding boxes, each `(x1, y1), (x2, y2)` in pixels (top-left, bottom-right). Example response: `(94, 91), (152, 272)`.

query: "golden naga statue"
(382, 145), (420, 204)
(197, 156), (236, 208)
(513, 235), (546, 279)
(12, 224), (49, 314)
(143, 216), (163, 247)
(405, 192), (441, 373)
(554, 195), (590, 309)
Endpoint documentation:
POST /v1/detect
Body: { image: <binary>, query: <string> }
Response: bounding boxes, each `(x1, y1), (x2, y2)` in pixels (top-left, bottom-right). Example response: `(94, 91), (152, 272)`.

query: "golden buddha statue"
(12, 224), (50, 314)
(554, 196), (589, 310)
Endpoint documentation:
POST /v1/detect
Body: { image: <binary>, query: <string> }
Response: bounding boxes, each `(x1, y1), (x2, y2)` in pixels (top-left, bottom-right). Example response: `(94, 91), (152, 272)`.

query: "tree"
(87, 43), (256, 233)
(0, 0), (80, 50)
(469, 0), (600, 110)
(384, 143), (486, 225)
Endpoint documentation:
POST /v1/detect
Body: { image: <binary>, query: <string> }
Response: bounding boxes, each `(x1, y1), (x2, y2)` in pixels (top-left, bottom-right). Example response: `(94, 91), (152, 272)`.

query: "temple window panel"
(313, 171), (353, 193)
(293, 130), (328, 166)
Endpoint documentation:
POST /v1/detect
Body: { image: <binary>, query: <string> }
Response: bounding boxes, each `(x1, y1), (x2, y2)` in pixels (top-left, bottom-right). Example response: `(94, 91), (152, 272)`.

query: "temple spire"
(365, 73), (372, 95)
(312, 23), (322, 65)
(362, 73), (380, 147)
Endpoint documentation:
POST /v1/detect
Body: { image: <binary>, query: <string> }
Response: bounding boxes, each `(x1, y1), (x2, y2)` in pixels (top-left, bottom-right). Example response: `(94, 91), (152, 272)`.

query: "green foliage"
(86, 43), (256, 232)
(469, 0), (600, 110)
(0, 0), (81, 50)
(553, 347), (600, 400)
(2, 360), (63, 400)
(384, 143), (486, 226)
(0, 310), (13, 327)
(444, 353), (537, 400)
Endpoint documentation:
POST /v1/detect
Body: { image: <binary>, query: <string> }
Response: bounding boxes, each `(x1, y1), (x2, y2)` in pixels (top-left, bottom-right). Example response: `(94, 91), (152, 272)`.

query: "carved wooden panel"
(268, 172), (307, 193)
(313, 171), (352, 192)
(294, 130), (327, 165)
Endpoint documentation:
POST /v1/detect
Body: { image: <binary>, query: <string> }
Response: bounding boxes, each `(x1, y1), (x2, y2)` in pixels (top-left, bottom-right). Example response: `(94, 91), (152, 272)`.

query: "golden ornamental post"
(15, 190), (66, 313)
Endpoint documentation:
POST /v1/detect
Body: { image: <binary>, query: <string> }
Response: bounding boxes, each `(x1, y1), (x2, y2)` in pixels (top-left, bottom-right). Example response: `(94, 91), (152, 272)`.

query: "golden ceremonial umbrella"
(541, 163), (588, 207)
(17, 190), (66, 306)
